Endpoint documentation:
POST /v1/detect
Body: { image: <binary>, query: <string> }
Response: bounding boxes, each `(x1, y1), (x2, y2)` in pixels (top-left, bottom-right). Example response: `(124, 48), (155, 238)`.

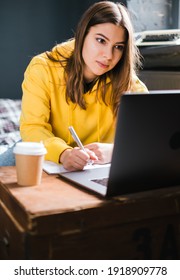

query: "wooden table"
(0, 166), (180, 260)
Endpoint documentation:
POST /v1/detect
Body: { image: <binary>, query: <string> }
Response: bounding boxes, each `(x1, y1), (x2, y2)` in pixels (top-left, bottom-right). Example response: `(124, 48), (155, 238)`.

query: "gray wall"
(127, 0), (180, 31)
(0, 0), (103, 99)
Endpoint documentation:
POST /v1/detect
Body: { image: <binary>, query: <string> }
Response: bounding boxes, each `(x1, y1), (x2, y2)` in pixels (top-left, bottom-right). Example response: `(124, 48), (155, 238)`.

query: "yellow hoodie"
(20, 39), (148, 163)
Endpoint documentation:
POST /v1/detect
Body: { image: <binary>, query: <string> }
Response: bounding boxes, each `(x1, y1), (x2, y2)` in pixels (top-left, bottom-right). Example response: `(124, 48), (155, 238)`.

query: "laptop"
(135, 29), (180, 46)
(59, 91), (180, 197)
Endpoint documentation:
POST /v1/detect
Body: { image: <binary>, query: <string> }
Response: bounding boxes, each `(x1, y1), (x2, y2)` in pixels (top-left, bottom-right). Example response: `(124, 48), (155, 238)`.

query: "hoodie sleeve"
(131, 76), (149, 93)
(20, 55), (72, 163)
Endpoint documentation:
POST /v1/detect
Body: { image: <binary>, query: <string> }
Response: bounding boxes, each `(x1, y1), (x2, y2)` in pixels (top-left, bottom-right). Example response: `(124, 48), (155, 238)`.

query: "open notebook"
(43, 160), (110, 174)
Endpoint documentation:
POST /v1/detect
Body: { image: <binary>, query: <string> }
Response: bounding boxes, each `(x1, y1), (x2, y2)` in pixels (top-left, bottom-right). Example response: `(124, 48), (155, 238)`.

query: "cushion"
(0, 99), (21, 153)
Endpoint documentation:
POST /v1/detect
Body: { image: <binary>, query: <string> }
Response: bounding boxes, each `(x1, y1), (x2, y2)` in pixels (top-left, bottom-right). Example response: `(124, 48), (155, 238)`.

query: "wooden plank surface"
(1, 166), (180, 259)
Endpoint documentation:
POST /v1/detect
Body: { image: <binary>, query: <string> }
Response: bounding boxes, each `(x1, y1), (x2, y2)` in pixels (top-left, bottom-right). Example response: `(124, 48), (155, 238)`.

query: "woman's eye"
(115, 45), (124, 51)
(96, 37), (106, 44)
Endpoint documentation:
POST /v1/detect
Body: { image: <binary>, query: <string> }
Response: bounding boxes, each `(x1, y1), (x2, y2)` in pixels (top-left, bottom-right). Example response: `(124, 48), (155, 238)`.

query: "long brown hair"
(47, 1), (141, 117)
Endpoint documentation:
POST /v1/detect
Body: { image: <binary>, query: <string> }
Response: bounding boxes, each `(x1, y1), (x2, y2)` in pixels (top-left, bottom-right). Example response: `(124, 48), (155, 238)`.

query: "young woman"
(0, 1), (148, 169)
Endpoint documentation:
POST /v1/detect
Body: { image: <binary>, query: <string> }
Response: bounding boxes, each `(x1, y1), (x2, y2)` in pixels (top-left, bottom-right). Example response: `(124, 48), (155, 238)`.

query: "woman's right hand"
(60, 147), (98, 171)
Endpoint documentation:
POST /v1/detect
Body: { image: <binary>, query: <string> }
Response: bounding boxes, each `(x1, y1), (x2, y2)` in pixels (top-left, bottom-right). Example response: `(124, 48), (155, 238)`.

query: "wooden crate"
(0, 166), (180, 259)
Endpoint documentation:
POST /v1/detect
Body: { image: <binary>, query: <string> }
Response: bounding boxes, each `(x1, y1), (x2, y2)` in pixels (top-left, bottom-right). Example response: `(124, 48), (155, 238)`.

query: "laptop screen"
(107, 91), (180, 196)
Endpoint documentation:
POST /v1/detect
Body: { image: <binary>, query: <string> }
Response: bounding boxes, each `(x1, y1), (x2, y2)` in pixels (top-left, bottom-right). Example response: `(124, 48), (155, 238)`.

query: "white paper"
(43, 161), (68, 174)
(43, 160), (111, 174)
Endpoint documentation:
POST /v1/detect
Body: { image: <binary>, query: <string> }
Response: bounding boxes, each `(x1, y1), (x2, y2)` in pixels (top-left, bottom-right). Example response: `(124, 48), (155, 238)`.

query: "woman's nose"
(103, 47), (113, 60)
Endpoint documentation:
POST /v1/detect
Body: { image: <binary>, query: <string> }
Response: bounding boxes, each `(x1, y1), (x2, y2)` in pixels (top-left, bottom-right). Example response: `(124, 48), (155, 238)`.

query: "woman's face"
(82, 23), (126, 83)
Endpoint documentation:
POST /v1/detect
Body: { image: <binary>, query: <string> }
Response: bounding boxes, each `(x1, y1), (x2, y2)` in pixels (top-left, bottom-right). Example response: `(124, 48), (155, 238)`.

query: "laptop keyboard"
(135, 29), (180, 46)
(142, 33), (180, 42)
(91, 177), (108, 187)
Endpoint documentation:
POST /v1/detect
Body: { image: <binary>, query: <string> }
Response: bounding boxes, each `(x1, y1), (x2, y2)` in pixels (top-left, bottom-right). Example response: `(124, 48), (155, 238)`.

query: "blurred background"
(0, 0), (180, 99)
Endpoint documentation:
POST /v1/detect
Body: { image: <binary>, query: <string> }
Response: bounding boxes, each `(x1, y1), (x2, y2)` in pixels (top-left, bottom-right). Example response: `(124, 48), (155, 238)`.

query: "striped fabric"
(0, 99), (21, 153)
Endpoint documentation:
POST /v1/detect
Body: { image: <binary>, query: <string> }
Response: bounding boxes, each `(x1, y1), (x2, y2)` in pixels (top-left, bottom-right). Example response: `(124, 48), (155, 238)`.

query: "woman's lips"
(96, 61), (109, 69)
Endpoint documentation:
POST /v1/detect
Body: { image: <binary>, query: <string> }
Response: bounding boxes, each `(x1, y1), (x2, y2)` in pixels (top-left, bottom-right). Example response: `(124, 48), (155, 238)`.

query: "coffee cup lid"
(13, 142), (47, 155)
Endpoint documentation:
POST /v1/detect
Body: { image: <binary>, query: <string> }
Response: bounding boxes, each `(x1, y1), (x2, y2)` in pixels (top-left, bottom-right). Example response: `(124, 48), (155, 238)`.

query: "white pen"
(68, 126), (93, 164)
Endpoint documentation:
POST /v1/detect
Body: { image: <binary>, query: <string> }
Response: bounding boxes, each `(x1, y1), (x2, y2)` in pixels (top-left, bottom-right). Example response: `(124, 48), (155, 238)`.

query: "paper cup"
(13, 142), (47, 186)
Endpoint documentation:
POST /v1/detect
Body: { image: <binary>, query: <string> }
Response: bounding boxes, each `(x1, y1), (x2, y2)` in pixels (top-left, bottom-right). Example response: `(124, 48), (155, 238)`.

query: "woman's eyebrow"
(96, 33), (126, 44)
